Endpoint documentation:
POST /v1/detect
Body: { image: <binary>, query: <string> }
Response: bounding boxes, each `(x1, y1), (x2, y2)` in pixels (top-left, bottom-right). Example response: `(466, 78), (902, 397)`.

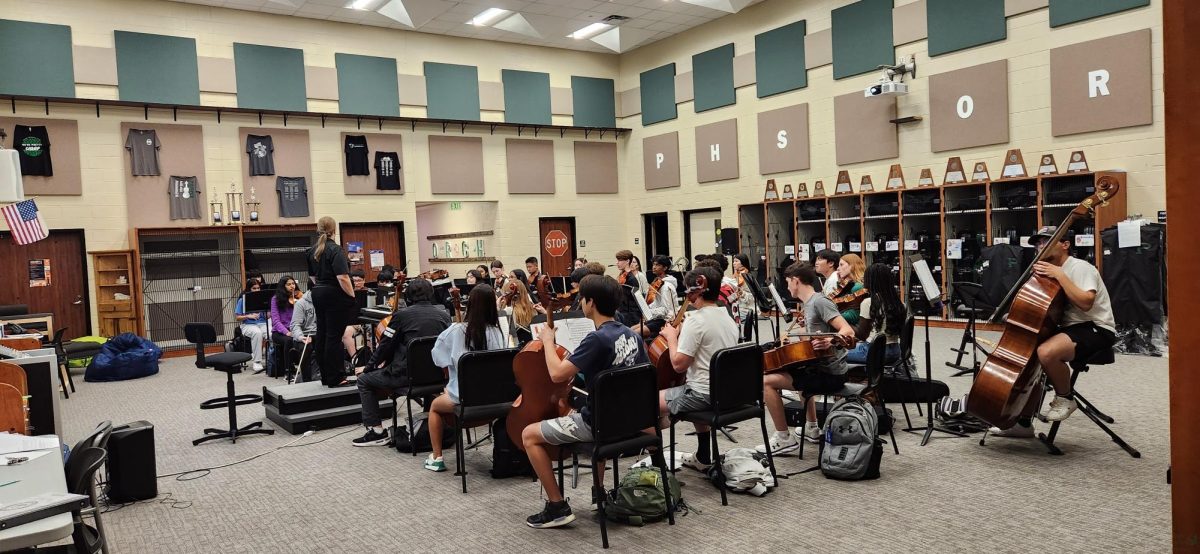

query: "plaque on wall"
(970, 162), (990, 183)
(944, 157), (966, 185)
(918, 168), (935, 187)
(835, 171), (853, 195)
(859, 175), (874, 193)
(886, 164), (905, 189)
(813, 180), (826, 197)
(1066, 151), (1089, 173)
(782, 184), (794, 200)
(1001, 149), (1027, 178)
(764, 178), (780, 201)
(796, 182), (809, 198)
(1038, 154), (1059, 176)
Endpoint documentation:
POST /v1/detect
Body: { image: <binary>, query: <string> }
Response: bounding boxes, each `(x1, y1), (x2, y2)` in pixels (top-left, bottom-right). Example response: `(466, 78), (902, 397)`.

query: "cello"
(762, 333), (853, 373)
(373, 268), (407, 342)
(966, 176), (1120, 428)
(506, 275), (572, 452)
(647, 275), (704, 390)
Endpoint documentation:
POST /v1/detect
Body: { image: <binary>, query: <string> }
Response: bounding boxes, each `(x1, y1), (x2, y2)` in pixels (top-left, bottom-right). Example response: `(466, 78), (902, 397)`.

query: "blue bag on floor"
(84, 333), (162, 382)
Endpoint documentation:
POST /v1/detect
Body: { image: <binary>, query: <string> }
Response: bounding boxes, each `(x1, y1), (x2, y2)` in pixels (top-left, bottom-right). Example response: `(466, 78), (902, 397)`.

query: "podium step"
(263, 381), (368, 416)
(265, 399), (395, 435)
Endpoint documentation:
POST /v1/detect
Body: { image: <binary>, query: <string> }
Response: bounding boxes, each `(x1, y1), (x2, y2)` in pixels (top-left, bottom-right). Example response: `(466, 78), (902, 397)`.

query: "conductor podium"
(263, 381), (395, 435)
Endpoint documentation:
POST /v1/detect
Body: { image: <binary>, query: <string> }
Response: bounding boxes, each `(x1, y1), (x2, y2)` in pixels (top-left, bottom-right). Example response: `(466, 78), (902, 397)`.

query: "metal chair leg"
(759, 410), (778, 482)
(712, 428), (728, 506)
(595, 463), (609, 549)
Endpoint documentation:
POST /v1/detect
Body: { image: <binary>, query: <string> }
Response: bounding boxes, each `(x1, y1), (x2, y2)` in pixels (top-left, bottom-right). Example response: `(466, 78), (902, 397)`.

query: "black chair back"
(457, 348), (520, 407)
(405, 336), (443, 386)
(864, 335), (890, 391)
(71, 421), (114, 458)
(589, 364), (657, 443)
(899, 316), (916, 360)
(709, 343), (765, 412)
(184, 323), (217, 368)
(65, 446), (106, 497)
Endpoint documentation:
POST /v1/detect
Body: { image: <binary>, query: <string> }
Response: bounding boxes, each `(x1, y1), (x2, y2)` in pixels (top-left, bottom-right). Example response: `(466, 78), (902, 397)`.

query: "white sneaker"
(252, 362), (264, 372)
(755, 434), (799, 455)
(1041, 396), (1078, 422)
(680, 452), (712, 473)
(800, 422), (821, 443)
(989, 422), (1035, 438)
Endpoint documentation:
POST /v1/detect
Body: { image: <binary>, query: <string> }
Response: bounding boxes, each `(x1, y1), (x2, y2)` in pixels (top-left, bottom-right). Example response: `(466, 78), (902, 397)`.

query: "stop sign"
(544, 230), (570, 257)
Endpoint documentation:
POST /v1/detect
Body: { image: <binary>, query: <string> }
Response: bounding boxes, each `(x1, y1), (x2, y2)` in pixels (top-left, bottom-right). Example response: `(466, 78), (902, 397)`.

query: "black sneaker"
(352, 427), (389, 447)
(526, 500), (575, 528)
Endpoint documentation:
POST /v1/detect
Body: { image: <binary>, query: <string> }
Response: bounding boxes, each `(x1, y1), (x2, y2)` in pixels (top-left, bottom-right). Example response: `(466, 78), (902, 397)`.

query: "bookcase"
(89, 250), (141, 337)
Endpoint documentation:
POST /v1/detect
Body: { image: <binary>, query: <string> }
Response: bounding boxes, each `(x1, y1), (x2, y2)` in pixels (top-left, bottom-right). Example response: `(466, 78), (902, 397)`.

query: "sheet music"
(633, 290), (654, 321)
(910, 258), (943, 302)
(530, 318), (596, 354)
(767, 283), (788, 315)
(0, 433), (59, 455)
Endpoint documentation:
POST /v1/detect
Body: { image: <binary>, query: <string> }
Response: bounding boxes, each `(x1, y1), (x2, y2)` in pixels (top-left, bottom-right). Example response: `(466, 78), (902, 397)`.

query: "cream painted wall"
(415, 201), (497, 277)
(615, 0), (1165, 259)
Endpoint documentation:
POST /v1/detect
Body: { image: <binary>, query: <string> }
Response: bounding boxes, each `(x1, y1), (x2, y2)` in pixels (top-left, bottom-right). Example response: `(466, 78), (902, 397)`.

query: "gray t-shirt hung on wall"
(125, 129), (161, 176)
(246, 134), (275, 176)
(168, 176), (202, 220)
(276, 176), (309, 218)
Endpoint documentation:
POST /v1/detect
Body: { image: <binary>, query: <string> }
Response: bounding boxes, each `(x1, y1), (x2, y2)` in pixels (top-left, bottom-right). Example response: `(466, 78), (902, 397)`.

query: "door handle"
(73, 295), (83, 305)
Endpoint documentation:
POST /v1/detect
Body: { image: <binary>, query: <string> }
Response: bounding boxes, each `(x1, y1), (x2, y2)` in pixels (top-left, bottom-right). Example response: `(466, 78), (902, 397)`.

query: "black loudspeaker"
(720, 228), (739, 255)
(106, 421), (158, 503)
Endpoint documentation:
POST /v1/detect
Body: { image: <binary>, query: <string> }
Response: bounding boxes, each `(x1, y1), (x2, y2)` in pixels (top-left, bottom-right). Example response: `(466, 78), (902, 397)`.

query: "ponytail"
(313, 216), (336, 261)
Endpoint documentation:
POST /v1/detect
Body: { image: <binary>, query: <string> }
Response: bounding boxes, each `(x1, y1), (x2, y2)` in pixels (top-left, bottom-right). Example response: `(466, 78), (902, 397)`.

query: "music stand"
(742, 276), (772, 345)
(902, 254), (969, 446)
(242, 290), (273, 314)
(947, 282), (990, 377)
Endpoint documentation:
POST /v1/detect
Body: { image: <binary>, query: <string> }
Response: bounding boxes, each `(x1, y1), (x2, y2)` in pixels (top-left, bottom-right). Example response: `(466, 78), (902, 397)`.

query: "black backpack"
(490, 417), (532, 478)
(394, 412), (456, 454)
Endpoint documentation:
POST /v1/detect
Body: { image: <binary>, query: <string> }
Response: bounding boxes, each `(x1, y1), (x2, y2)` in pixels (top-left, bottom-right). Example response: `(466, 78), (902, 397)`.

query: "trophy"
(210, 198), (223, 225)
(226, 182), (243, 225)
(247, 185), (261, 223)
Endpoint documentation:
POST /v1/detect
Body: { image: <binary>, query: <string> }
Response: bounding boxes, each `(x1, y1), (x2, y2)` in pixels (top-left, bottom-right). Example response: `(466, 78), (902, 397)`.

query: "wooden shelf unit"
(89, 250), (142, 337)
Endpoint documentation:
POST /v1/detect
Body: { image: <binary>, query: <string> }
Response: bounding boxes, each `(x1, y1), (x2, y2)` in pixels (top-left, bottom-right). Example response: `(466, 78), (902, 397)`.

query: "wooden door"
(0, 230), (90, 339)
(339, 222), (406, 282)
(538, 218), (576, 277)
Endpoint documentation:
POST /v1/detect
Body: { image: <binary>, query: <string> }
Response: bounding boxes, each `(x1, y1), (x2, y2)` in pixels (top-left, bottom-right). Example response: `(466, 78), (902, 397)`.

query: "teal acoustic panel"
(114, 31), (200, 105)
(755, 20), (807, 98)
(0, 20), (75, 98)
(424, 62), (480, 120)
(692, 44), (735, 113)
(234, 43), (307, 111)
(1049, 0), (1150, 27)
(336, 53), (399, 116)
(831, 0), (894, 80)
(927, 0), (1006, 56)
(571, 76), (615, 128)
(640, 63), (677, 126)
(502, 69), (551, 125)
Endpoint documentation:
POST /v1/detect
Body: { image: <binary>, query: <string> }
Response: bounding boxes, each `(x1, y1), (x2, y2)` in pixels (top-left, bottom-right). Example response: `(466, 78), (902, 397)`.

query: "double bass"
(506, 275), (572, 451)
(647, 275), (704, 390)
(966, 177), (1119, 428)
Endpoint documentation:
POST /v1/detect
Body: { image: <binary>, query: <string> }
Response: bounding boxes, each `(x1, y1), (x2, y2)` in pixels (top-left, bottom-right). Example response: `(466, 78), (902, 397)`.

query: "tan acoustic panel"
(757, 103), (810, 175)
(1005, 0), (1048, 16)
(341, 132), (404, 195)
(398, 74), (427, 106)
(893, 0), (928, 45)
(574, 142), (618, 194)
(1051, 29), (1153, 137)
(238, 127), (314, 224)
(642, 132), (680, 190)
(306, 66), (339, 101)
(675, 72), (694, 104)
(550, 87), (573, 115)
(479, 81), (505, 112)
(618, 88), (641, 118)
(428, 135), (485, 194)
(505, 139), (555, 194)
(805, 29), (833, 69)
(197, 56), (237, 94)
(0, 117), (81, 196)
(834, 92), (898, 165)
(733, 53), (756, 88)
(694, 118), (739, 183)
(72, 46), (117, 86)
(929, 59), (1010, 152)
(120, 122), (206, 228)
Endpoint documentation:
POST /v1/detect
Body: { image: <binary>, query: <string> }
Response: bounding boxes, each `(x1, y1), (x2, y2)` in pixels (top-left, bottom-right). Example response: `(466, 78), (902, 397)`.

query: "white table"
(0, 448), (74, 551)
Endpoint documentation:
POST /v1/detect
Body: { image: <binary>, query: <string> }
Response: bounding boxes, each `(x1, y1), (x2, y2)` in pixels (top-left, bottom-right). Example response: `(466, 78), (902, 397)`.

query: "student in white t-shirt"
(656, 266), (739, 472)
(814, 249), (842, 297)
(992, 226), (1117, 438)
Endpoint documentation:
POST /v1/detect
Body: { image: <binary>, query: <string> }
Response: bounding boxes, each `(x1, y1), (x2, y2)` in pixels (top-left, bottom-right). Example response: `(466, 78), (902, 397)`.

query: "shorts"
(784, 366), (847, 395)
(540, 412), (594, 445)
(664, 385), (712, 415)
(1060, 322), (1117, 364)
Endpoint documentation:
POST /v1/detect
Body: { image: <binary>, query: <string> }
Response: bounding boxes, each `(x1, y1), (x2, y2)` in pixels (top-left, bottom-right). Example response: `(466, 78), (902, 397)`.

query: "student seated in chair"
(756, 262), (856, 454)
(521, 275), (657, 529)
(847, 263), (906, 364)
(351, 279), (452, 447)
(235, 279), (268, 372)
(290, 289), (318, 382)
(422, 285), (507, 470)
(632, 255), (678, 340)
(655, 265), (738, 472)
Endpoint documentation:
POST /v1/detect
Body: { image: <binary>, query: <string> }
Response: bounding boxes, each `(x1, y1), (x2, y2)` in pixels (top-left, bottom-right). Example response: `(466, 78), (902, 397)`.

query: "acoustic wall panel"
(755, 20), (807, 98)
(927, 0), (1007, 57)
(640, 63), (677, 126)
(694, 119), (739, 183)
(757, 104), (810, 175)
(505, 139), (555, 194)
(428, 135), (484, 194)
(234, 43), (307, 111)
(571, 76), (616, 127)
(831, 0), (894, 80)
(72, 46), (117, 87)
(892, 1), (928, 46)
(0, 117), (82, 195)
(574, 142), (618, 194)
(929, 60), (1010, 152)
(122, 122), (208, 228)
(502, 70), (552, 125)
(337, 53), (400, 117)
(424, 62), (480, 120)
(642, 132), (680, 190)
(1050, 29), (1152, 136)
(114, 31), (200, 105)
(805, 29), (833, 69)
(834, 92), (898, 165)
(692, 44), (736, 113)
(0, 20), (75, 97)
(198, 57), (237, 94)
(1049, 0), (1149, 27)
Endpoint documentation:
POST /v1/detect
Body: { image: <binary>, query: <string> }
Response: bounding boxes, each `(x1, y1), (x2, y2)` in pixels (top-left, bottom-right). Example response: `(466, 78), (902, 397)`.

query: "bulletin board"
(0, 116), (82, 196)
(119, 122), (207, 228)
(238, 127), (314, 224)
(340, 132), (405, 195)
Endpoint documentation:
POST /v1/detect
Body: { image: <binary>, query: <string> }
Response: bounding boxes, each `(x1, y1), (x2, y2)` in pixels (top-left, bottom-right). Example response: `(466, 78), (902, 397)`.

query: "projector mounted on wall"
(865, 55), (917, 98)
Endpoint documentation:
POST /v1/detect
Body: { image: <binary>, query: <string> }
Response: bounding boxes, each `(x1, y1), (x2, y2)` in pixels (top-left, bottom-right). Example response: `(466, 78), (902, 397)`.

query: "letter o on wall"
(956, 95), (974, 119)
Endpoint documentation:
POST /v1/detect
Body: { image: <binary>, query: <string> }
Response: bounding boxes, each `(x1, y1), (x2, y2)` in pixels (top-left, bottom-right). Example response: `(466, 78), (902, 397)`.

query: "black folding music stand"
(902, 255), (969, 446)
(947, 282), (989, 377)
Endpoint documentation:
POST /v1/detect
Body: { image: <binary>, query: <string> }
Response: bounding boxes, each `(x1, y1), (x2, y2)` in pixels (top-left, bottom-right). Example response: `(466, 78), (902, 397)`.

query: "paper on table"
(530, 318), (597, 354)
(0, 434), (59, 455)
(1117, 220), (1141, 248)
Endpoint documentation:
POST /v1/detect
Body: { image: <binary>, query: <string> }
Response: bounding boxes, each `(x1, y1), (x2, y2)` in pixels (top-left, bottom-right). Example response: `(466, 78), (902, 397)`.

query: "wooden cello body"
(648, 278), (703, 390)
(507, 275), (572, 452)
(966, 176), (1119, 428)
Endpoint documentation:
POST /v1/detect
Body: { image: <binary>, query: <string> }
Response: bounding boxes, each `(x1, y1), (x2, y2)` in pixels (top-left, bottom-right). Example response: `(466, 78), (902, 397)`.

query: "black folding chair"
(670, 342), (777, 506)
(452, 348), (520, 493)
(184, 322), (274, 446)
(1037, 348), (1140, 458)
(389, 336), (444, 455)
(863, 335), (900, 455)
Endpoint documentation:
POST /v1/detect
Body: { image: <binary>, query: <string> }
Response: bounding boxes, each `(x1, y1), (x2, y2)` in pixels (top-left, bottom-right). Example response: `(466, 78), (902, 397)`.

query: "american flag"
(2, 199), (49, 245)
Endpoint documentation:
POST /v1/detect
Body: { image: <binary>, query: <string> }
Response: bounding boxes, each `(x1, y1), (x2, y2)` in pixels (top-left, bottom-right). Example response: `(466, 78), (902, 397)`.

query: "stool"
(184, 323), (274, 446)
(1037, 348), (1140, 458)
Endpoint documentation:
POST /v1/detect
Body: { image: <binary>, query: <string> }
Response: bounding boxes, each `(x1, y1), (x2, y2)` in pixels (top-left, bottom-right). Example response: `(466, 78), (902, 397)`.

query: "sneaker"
(989, 422), (1035, 438)
(352, 427), (390, 447)
(680, 452), (712, 473)
(526, 500), (575, 529)
(1041, 396), (1078, 422)
(252, 362), (264, 373)
(423, 455), (447, 472)
(797, 422), (821, 443)
(755, 434), (799, 455)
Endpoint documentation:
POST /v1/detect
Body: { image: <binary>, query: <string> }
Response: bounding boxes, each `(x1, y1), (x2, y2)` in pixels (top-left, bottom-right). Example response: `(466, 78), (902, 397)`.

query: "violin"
(420, 268), (449, 281)
(374, 269), (407, 342)
(503, 281), (520, 305)
(288, 287), (302, 306)
(647, 275), (705, 390)
(646, 276), (664, 304)
(449, 286), (463, 323)
(507, 275), (572, 453)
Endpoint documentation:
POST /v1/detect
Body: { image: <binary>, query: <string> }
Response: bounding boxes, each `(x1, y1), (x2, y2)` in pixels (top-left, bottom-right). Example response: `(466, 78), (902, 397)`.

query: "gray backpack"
(819, 397), (883, 481)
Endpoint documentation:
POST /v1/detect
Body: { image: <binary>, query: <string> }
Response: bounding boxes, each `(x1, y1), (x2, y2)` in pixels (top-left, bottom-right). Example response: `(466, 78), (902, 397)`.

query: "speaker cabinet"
(720, 228), (739, 255)
(106, 421), (157, 503)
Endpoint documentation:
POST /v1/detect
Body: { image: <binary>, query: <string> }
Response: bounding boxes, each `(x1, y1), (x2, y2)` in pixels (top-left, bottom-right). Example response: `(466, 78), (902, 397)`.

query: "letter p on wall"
(655, 152), (664, 169)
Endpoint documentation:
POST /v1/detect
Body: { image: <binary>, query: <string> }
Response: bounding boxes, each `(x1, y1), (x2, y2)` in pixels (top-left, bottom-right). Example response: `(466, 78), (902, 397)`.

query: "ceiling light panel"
(468, 7), (511, 26)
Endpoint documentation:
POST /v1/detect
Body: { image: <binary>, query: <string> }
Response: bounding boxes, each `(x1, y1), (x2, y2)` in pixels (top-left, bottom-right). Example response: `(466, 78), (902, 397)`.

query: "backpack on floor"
(707, 447), (775, 496)
(605, 467), (682, 526)
(489, 417), (532, 478)
(819, 397), (883, 481)
(394, 412), (455, 454)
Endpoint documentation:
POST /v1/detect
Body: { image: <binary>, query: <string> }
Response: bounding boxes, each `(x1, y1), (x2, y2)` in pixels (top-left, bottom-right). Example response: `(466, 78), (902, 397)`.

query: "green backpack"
(604, 467), (682, 526)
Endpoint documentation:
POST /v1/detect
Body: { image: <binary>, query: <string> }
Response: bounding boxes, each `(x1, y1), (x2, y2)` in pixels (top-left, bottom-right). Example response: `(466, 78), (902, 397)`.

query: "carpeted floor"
(58, 327), (1171, 553)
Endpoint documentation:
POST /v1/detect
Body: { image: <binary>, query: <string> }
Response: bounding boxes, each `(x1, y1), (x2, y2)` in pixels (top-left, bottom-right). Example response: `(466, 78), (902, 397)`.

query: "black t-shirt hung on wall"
(345, 135), (369, 176)
(374, 151), (401, 191)
(276, 176), (309, 218)
(246, 134), (275, 176)
(14, 125), (52, 176)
